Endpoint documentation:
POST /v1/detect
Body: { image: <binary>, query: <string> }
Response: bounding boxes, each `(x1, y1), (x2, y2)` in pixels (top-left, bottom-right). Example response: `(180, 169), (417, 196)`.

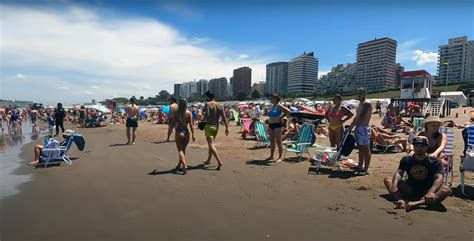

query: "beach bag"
(198, 121), (206, 131)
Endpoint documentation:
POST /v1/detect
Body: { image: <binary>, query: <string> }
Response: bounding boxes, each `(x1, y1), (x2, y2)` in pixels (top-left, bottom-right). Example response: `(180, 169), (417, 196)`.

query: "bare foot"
(405, 200), (424, 212)
(393, 200), (406, 209)
(28, 160), (39, 165)
(216, 163), (222, 170)
(275, 158), (283, 163)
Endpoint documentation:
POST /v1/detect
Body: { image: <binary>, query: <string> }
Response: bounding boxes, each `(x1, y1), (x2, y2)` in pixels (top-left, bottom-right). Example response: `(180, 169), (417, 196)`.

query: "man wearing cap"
(28, 130), (74, 165)
(349, 88), (372, 175)
(383, 136), (452, 211)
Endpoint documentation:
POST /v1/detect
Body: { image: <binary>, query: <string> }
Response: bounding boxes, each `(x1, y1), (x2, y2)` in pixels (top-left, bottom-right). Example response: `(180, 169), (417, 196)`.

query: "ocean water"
(0, 121), (47, 200)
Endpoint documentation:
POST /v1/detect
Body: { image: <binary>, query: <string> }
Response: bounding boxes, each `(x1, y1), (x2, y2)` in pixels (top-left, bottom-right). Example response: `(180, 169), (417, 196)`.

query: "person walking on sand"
(266, 93), (291, 163)
(172, 98), (195, 175)
(383, 136), (452, 211)
(125, 97), (139, 145)
(30, 108), (38, 133)
(166, 97), (179, 142)
(350, 88), (372, 175)
(54, 103), (65, 136)
(202, 91), (229, 170)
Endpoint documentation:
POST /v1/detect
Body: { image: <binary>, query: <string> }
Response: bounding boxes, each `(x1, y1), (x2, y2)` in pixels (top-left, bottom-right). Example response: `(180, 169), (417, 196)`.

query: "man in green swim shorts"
(202, 91), (229, 170)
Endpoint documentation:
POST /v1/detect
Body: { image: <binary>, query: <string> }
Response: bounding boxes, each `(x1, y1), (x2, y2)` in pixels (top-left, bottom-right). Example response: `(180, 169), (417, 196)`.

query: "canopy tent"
(86, 104), (110, 113)
(440, 91), (467, 106)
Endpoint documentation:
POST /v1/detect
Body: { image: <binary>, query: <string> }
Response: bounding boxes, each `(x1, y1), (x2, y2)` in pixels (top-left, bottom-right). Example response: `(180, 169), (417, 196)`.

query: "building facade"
(173, 83), (182, 99)
(232, 67), (252, 98)
(287, 52), (319, 95)
(180, 81), (197, 98)
(265, 62), (288, 95)
(196, 79), (209, 98)
(252, 81), (266, 97)
(317, 63), (356, 94)
(437, 36), (474, 84)
(354, 37), (398, 92)
(208, 77), (228, 100)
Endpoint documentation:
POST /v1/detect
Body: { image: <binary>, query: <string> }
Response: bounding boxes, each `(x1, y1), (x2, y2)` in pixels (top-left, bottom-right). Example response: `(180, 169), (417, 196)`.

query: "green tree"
(251, 89), (260, 99)
(158, 90), (171, 100)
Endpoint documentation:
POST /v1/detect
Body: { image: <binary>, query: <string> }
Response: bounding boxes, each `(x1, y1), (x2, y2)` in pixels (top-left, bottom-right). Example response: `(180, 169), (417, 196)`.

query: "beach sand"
(1, 108), (473, 241)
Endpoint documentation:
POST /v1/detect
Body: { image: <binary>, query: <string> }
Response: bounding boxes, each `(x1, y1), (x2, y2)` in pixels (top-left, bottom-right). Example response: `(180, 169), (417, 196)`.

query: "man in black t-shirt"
(383, 136), (452, 211)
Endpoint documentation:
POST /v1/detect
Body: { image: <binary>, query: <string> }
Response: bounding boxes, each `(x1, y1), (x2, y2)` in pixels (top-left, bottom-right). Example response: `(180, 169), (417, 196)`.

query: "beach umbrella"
(162, 105), (171, 115)
(151, 107), (159, 112)
(117, 108), (125, 113)
(87, 105), (110, 113)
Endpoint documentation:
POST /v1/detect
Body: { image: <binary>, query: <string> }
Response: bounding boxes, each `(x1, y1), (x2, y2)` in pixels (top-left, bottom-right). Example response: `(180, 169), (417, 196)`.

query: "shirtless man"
(202, 91), (229, 170)
(125, 97), (139, 145)
(166, 97), (179, 142)
(0, 109), (5, 135)
(30, 108), (38, 133)
(350, 88), (373, 175)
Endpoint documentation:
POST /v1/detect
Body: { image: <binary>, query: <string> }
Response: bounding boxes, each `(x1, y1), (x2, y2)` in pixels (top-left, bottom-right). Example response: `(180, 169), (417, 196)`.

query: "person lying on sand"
(383, 136), (452, 211)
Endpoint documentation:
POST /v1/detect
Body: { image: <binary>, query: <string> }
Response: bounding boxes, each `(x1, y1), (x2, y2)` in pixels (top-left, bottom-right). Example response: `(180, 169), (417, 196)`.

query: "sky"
(1, 0), (473, 105)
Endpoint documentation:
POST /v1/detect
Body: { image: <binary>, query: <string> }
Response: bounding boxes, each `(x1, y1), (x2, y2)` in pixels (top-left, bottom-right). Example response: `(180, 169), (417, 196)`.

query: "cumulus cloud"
(91, 85), (99, 89)
(318, 70), (330, 78)
(239, 54), (249, 59)
(0, 4), (268, 104)
(16, 73), (25, 79)
(412, 50), (438, 66)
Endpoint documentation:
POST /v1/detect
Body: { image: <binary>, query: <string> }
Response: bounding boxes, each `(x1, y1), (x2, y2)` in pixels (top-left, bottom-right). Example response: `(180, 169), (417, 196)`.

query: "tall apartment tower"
(208, 77), (228, 100)
(287, 52), (318, 94)
(232, 67), (252, 98)
(437, 36), (474, 84)
(265, 62), (288, 95)
(173, 83), (182, 99)
(196, 79), (209, 98)
(355, 37), (397, 92)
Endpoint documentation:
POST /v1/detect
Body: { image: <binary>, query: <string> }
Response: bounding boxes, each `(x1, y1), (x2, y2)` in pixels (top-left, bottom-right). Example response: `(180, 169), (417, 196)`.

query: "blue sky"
(1, 0), (473, 104)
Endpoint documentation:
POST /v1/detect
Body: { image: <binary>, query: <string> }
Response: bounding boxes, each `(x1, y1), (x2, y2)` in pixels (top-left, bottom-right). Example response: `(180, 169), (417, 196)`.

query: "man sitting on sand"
(28, 130), (74, 165)
(383, 136), (452, 211)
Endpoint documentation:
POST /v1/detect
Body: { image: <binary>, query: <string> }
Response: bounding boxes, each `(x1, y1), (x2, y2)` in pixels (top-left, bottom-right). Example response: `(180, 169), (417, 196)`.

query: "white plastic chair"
(439, 127), (454, 186)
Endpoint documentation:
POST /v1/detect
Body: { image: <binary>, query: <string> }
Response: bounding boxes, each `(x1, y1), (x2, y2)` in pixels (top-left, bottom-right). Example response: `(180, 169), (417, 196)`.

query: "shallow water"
(0, 121), (48, 200)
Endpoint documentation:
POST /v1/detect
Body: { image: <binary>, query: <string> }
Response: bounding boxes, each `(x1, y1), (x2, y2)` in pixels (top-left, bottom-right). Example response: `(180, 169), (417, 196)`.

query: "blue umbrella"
(117, 108), (125, 113)
(162, 105), (170, 115)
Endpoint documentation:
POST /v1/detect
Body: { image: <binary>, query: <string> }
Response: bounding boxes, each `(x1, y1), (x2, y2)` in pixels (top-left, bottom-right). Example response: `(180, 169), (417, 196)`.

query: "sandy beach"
(1, 108), (473, 241)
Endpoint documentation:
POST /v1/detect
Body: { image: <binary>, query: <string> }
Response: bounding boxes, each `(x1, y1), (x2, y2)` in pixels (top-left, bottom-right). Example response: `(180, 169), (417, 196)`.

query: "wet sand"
(1, 108), (473, 241)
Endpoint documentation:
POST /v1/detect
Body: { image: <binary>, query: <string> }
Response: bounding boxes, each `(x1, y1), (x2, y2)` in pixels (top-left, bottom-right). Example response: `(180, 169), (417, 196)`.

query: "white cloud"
(0, 4), (268, 104)
(412, 50), (438, 66)
(16, 73), (25, 79)
(84, 90), (93, 95)
(239, 54), (249, 59)
(91, 85), (99, 89)
(318, 70), (330, 78)
(57, 86), (70, 90)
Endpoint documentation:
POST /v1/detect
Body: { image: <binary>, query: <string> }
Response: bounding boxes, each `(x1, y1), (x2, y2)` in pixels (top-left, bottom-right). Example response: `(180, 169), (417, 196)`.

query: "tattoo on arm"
(429, 173), (444, 193)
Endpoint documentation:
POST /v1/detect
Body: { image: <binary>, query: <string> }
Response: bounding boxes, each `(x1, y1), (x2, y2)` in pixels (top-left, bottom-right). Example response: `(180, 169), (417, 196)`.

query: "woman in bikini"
(173, 98), (195, 175)
(326, 94), (353, 147)
(267, 93), (291, 162)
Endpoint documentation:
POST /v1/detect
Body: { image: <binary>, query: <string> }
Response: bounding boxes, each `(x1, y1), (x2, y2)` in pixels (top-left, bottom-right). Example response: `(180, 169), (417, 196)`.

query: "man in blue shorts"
(350, 88), (373, 175)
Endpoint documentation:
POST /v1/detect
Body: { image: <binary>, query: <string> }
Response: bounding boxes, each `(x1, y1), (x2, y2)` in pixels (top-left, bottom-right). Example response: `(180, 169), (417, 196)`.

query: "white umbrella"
(87, 104), (110, 113)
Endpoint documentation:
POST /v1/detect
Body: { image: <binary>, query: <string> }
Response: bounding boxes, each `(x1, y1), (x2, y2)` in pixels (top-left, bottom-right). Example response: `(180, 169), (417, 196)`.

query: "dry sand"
(1, 107), (473, 241)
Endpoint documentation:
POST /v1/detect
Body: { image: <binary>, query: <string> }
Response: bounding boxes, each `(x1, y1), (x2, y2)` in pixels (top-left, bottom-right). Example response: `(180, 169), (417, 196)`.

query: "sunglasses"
(413, 143), (428, 147)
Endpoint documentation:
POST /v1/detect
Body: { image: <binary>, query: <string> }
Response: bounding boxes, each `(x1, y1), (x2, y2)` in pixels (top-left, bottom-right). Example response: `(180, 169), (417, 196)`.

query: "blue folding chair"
(283, 123), (315, 161)
(255, 121), (270, 147)
(40, 134), (75, 167)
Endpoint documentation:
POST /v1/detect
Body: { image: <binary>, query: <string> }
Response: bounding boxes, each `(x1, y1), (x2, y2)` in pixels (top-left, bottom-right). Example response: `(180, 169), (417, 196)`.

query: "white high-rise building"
(287, 52), (318, 95)
(437, 36), (474, 84)
(355, 37), (397, 92)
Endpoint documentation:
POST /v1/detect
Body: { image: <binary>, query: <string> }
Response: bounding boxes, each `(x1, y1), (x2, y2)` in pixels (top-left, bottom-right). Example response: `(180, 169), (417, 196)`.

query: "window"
(402, 79), (412, 89)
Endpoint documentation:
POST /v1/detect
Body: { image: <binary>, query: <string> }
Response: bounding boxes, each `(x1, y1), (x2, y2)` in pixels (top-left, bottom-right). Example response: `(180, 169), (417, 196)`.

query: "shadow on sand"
(148, 164), (219, 176)
(33, 157), (79, 168)
(109, 143), (129, 147)
(378, 194), (448, 212)
(451, 185), (474, 200)
(307, 166), (358, 179)
(245, 159), (273, 166)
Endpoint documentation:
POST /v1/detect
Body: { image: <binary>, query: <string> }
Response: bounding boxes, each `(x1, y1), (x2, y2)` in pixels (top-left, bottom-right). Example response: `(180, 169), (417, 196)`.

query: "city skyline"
(1, 0), (473, 104)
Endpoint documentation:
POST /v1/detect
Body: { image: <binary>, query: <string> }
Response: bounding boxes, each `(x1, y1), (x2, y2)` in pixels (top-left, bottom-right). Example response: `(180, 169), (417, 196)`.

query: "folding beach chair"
(460, 125), (474, 196)
(370, 128), (397, 153)
(255, 120), (270, 147)
(241, 118), (253, 139)
(283, 123), (314, 161)
(40, 134), (75, 167)
(439, 127), (454, 186)
(311, 127), (356, 173)
(413, 117), (425, 133)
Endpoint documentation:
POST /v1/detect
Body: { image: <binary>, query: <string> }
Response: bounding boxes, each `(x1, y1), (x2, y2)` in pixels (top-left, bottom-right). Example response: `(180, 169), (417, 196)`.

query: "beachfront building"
(173, 83), (182, 99)
(252, 81), (266, 97)
(195, 79), (209, 98)
(232, 67), (252, 98)
(354, 37), (398, 92)
(180, 81), (197, 98)
(208, 77), (228, 100)
(317, 63), (356, 94)
(437, 36), (474, 84)
(287, 52), (318, 95)
(265, 61), (288, 95)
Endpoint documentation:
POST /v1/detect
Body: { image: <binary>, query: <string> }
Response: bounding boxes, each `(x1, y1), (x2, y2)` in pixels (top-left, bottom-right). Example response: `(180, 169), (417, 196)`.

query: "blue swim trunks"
(355, 126), (371, 145)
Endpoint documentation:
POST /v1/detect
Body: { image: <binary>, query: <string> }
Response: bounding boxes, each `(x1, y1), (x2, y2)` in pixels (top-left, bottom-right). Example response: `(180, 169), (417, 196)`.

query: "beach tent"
(440, 91), (467, 106)
(87, 104), (110, 113)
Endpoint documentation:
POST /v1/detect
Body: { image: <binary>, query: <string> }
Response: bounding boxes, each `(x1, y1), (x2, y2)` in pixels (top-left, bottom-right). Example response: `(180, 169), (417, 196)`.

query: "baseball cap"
(411, 136), (429, 146)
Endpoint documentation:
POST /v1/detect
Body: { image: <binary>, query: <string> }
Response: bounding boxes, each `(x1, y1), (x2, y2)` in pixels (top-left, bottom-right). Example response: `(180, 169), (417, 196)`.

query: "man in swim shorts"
(202, 91), (229, 170)
(125, 97), (139, 145)
(350, 88), (372, 175)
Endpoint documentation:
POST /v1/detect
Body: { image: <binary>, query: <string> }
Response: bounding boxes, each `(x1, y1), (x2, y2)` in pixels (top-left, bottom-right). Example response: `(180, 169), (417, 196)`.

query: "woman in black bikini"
(173, 98), (195, 175)
(267, 93), (291, 162)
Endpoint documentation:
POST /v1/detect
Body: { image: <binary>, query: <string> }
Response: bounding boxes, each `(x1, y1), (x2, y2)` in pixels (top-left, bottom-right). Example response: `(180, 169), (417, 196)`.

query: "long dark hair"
(176, 98), (188, 127)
